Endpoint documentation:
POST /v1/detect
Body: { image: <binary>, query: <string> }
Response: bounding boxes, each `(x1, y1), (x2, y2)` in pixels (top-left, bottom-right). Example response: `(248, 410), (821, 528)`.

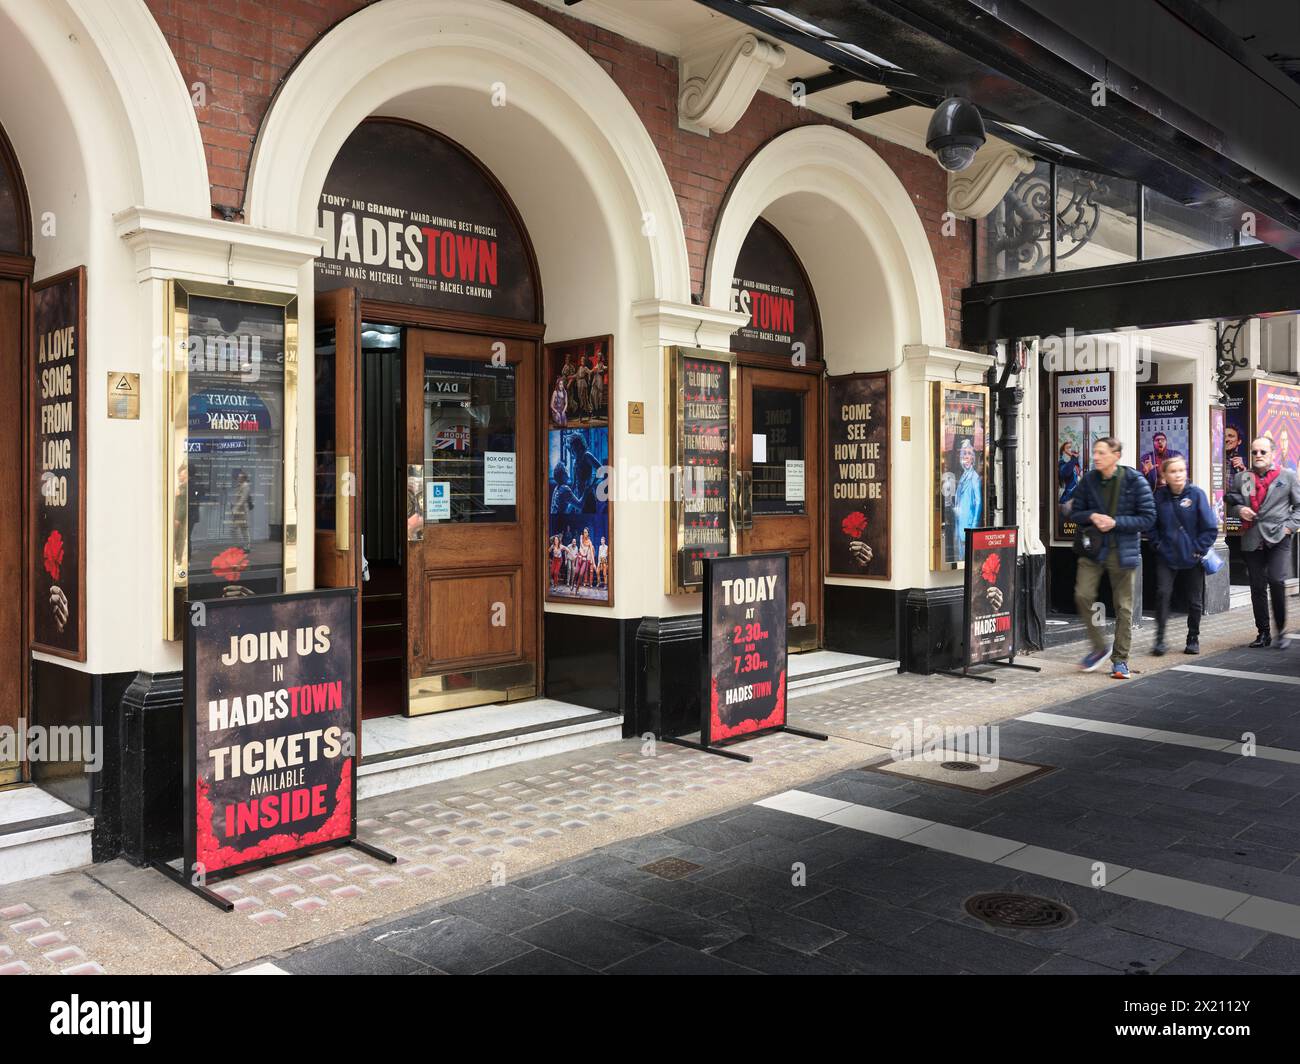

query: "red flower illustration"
(42, 531), (64, 582)
(841, 511), (868, 539)
(981, 552), (1001, 585)
(211, 546), (249, 582)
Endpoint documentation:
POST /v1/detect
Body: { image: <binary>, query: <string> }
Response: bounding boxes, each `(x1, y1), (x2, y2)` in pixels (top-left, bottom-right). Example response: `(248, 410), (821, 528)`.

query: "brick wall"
(143, 0), (970, 347)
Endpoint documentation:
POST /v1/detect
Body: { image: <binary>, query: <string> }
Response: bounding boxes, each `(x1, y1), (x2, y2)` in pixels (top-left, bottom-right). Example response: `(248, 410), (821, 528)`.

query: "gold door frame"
(164, 279), (299, 640)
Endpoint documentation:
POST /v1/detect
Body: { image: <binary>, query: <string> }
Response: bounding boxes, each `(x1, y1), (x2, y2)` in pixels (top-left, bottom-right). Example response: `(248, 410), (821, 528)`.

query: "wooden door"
(404, 328), (538, 713)
(0, 278), (24, 783)
(738, 366), (821, 650)
(313, 289), (364, 726)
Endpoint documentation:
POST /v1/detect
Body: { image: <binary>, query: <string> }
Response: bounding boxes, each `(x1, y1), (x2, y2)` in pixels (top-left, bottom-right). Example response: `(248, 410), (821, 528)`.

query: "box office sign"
(826, 372), (889, 579)
(185, 589), (357, 877)
(964, 527), (1018, 667)
(704, 553), (788, 744)
(31, 267), (86, 660)
(316, 118), (537, 321)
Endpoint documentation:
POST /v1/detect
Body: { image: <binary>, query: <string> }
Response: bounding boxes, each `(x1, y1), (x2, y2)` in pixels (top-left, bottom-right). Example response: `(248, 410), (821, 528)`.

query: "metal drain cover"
(640, 857), (702, 880)
(940, 761), (980, 772)
(964, 892), (1076, 930)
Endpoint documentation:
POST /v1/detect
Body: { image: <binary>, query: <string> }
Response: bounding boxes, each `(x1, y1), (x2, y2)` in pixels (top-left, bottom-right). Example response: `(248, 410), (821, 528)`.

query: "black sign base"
(660, 722), (830, 764)
(152, 837), (398, 913)
(940, 657), (1042, 683)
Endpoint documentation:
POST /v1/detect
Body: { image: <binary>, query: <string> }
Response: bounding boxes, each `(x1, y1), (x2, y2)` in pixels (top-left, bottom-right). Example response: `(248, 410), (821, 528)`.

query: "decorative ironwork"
(1215, 319), (1249, 403)
(986, 167), (1107, 276)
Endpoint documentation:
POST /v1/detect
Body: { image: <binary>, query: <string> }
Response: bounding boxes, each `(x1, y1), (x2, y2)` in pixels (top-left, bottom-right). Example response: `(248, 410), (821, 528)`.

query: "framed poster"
(931, 382), (989, 570)
(1255, 380), (1300, 474)
(964, 526), (1018, 667)
(1137, 383), (1193, 491)
(165, 281), (298, 640)
(826, 372), (890, 578)
(1209, 405), (1226, 533)
(1051, 370), (1113, 545)
(666, 348), (735, 593)
(1223, 381), (1250, 535)
(544, 335), (612, 605)
(30, 267), (87, 660)
(184, 588), (357, 879)
(703, 553), (787, 744)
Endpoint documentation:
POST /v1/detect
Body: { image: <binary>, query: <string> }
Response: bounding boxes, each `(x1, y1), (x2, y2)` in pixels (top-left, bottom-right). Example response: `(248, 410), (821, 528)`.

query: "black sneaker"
(1250, 632), (1272, 648)
(1279, 632), (1293, 650)
(1184, 639), (1200, 655)
(1152, 641), (1168, 657)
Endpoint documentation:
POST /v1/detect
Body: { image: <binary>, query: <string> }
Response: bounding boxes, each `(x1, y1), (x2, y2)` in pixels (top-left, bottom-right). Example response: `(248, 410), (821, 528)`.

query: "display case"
(165, 280), (298, 640)
(665, 346), (737, 594)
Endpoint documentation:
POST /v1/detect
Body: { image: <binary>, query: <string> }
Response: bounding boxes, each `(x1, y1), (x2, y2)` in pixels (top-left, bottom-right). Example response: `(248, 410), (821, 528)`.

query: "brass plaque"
(627, 400), (644, 434)
(901, 415), (911, 441)
(108, 371), (140, 420)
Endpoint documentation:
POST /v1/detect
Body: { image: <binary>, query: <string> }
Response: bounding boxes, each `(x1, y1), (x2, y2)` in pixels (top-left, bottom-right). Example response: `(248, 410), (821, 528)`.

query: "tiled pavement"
(0, 598), (1284, 973)
(264, 631), (1300, 975)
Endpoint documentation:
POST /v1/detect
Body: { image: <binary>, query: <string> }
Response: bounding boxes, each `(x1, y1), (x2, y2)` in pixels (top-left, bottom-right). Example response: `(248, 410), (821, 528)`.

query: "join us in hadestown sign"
(171, 588), (391, 906)
(826, 373), (889, 579)
(31, 267), (86, 660)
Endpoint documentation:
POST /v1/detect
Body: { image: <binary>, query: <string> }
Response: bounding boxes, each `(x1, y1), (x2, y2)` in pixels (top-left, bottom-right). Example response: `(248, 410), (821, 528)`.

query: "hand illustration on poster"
(827, 373), (889, 578)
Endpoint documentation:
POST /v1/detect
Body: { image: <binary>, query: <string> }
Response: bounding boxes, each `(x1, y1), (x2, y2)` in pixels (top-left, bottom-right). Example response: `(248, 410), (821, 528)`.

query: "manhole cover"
(964, 892), (1076, 930)
(940, 761), (980, 772)
(640, 857), (702, 880)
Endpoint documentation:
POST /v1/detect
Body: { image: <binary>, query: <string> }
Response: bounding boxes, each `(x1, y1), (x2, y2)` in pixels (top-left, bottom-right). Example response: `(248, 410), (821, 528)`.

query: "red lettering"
(478, 239), (497, 286)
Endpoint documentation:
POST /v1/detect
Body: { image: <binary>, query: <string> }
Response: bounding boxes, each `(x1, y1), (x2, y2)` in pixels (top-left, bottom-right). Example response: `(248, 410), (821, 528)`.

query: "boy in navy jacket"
(1149, 456), (1218, 655)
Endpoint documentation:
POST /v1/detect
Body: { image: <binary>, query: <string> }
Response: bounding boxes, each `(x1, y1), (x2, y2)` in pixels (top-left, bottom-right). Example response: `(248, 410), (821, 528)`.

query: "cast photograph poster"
(1137, 384), (1193, 491)
(1053, 371), (1113, 544)
(545, 336), (612, 605)
(933, 382), (989, 569)
(826, 373), (889, 578)
(1255, 381), (1300, 474)
(704, 553), (787, 744)
(185, 589), (357, 877)
(1223, 381), (1250, 535)
(31, 267), (86, 660)
(965, 526), (1018, 667)
(547, 426), (610, 604)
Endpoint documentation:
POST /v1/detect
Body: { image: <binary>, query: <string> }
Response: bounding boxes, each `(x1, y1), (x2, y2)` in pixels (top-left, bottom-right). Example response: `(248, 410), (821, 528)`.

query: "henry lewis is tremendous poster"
(32, 268), (85, 659)
(704, 554), (787, 744)
(826, 373), (889, 578)
(186, 589), (357, 876)
(1223, 381), (1250, 535)
(965, 527), (1018, 667)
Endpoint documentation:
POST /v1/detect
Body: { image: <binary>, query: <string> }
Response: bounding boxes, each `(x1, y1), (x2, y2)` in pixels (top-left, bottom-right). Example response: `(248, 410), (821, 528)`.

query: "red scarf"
(1245, 467), (1280, 532)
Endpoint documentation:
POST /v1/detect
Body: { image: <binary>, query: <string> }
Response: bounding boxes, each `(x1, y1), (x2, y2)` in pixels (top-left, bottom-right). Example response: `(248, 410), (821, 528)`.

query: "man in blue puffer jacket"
(1067, 437), (1156, 679)
(1149, 455), (1218, 656)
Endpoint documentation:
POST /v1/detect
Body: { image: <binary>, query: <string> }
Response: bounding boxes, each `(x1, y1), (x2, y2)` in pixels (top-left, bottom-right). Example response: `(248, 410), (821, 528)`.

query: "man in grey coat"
(1225, 437), (1300, 648)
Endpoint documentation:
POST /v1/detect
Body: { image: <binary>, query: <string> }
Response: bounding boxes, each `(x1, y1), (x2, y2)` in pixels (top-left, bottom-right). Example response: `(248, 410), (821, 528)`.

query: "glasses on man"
(1250, 448), (1270, 455)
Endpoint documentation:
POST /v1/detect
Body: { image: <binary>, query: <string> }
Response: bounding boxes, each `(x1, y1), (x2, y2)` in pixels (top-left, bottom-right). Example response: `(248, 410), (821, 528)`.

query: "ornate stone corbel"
(678, 33), (786, 136)
(947, 142), (1035, 219)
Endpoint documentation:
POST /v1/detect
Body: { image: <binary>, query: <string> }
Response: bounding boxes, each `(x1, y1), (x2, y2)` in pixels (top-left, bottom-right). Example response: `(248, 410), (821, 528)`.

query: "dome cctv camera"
(926, 96), (986, 173)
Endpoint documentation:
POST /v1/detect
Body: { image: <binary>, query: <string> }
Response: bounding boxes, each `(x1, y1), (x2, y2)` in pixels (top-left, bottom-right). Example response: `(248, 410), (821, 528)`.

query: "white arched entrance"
(245, 0), (694, 621)
(707, 126), (978, 590)
(0, 0), (209, 675)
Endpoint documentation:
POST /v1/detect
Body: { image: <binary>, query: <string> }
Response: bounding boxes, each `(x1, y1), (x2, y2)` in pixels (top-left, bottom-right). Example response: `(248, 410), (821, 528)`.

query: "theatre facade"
(2, 0), (1295, 879)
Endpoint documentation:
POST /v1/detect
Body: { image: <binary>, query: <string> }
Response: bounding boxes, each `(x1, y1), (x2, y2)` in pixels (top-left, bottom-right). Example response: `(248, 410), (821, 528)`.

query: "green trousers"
(1074, 552), (1137, 665)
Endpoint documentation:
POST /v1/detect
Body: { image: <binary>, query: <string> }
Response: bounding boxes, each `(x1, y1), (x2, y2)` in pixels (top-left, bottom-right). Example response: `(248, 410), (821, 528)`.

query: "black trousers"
(1154, 557), (1204, 641)
(1244, 538), (1290, 635)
